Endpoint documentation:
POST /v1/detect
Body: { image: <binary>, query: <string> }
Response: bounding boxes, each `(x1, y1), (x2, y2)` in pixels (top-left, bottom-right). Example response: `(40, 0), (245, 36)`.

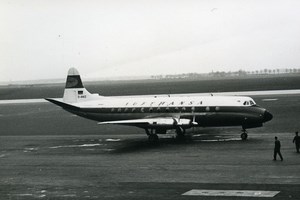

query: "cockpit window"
(243, 100), (256, 106)
(243, 101), (249, 106)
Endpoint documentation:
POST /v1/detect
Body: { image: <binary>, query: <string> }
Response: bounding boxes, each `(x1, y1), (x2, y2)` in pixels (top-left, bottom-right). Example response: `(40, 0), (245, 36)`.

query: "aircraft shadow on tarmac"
(111, 129), (247, 154)
(45, 129), (254, 155)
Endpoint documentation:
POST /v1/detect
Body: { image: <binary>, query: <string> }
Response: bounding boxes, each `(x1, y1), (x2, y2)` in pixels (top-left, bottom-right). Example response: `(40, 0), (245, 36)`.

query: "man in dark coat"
(293, 131), (300, 153)
(273, 136), (283, 161)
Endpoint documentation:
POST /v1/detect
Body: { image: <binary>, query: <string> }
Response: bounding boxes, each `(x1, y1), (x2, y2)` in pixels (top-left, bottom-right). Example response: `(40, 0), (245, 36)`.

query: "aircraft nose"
(263, 110), (273, 122)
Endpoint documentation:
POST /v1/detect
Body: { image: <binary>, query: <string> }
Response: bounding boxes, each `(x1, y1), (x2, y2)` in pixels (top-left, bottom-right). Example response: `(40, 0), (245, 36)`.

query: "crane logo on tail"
(65, 75), (83, 88)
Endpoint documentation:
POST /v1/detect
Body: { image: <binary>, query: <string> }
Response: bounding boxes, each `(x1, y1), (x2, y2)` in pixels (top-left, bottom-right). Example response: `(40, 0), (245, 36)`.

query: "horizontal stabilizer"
(45, 98), (80, 111)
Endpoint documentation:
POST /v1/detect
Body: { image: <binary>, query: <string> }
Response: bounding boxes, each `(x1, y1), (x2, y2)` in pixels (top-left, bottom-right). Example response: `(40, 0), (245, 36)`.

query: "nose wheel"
(241, 129), (248, 140)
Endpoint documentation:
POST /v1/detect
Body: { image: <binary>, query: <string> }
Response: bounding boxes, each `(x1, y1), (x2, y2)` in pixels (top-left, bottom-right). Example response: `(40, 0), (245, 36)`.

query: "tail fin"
(65, 68), (84, 89)
(63, 68), (99, 103)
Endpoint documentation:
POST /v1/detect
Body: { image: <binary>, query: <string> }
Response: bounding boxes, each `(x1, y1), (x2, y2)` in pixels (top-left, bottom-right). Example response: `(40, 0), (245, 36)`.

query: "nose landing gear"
(241, 129), (248, 140)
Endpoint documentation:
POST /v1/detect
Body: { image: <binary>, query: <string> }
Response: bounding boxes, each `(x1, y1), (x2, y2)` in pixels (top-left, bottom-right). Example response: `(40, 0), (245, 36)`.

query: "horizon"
(1, 67), (300, 86)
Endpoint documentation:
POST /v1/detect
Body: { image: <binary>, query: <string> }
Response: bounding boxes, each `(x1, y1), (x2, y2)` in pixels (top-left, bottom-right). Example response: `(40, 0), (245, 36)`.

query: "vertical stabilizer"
(63, 68), (99, 103)
(65, 68), (84, 89)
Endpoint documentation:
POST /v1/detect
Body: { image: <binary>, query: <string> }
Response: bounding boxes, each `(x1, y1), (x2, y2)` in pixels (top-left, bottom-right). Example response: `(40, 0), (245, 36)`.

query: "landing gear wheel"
(175, 127), (186, 141)
(241, 131), (248, 140)
(176, 133), (185, 141)
(148, 134), (159, 144)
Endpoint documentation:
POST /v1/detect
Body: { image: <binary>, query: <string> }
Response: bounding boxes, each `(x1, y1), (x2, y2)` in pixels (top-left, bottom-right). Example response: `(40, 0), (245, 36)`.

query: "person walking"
(273, 136), (283, 161)
(293, 131), (300, 153)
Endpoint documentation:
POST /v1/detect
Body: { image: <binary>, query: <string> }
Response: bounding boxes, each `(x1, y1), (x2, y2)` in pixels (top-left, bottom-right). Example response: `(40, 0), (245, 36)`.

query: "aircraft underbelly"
(195, 112), (262, 127)
(70, 109), (263, 129)
(79, 112), (160, 122)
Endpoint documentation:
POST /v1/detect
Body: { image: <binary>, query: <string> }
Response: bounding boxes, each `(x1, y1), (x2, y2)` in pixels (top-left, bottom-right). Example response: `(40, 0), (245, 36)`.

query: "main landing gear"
(148, 134), (159, 143)
(145, 129), (159, 144)
(241, 129), (248, 140)
(145, 127), (187, 143)
(175, 127), (186, 141)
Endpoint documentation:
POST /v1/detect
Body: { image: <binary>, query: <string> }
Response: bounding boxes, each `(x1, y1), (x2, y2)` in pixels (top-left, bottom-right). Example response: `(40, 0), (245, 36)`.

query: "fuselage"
(64, 94), (272, 130)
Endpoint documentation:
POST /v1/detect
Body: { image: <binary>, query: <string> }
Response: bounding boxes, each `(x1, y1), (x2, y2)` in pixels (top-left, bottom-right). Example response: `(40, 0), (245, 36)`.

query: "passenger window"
(250, 101), (255, 105)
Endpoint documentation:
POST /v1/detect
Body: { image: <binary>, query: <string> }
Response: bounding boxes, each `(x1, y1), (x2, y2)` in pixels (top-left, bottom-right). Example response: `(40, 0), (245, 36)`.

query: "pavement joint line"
(182, 189), (280, 197)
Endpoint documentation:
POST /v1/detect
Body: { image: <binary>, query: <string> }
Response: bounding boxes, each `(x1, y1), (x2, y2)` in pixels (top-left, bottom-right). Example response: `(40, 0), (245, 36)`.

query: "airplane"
(46, 68), (273, 142)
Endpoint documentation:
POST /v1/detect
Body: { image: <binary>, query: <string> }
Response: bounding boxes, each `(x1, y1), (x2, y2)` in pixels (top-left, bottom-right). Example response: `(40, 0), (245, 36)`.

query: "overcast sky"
(1, 0), (300, 82)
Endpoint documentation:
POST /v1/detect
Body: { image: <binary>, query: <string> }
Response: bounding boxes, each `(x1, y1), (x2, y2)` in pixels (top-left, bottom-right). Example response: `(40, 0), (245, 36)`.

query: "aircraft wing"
(98, 119), (153, 126)
(98, 117), (192, 128)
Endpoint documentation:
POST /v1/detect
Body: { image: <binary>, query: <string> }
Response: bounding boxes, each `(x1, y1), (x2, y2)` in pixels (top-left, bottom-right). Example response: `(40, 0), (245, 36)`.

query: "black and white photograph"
(0, 0), (300, 199)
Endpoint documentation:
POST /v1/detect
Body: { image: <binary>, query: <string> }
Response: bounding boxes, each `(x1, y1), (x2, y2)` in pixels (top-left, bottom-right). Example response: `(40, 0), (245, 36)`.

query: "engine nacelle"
(148, 118), (192, 129)
(149, 118), (176, 128)
(176, 119), (192, 127)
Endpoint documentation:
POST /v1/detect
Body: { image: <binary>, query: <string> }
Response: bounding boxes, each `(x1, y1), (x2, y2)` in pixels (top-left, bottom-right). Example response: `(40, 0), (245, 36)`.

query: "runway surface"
(0, 91), (300, 199)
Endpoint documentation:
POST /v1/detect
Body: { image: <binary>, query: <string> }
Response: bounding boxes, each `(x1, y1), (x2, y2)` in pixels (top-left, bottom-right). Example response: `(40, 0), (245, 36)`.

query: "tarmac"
(0, 93), (300, 199)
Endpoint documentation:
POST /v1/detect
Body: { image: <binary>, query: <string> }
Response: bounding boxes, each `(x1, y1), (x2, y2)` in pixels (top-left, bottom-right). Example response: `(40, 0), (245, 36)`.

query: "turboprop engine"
(148, 118), (192, 129)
